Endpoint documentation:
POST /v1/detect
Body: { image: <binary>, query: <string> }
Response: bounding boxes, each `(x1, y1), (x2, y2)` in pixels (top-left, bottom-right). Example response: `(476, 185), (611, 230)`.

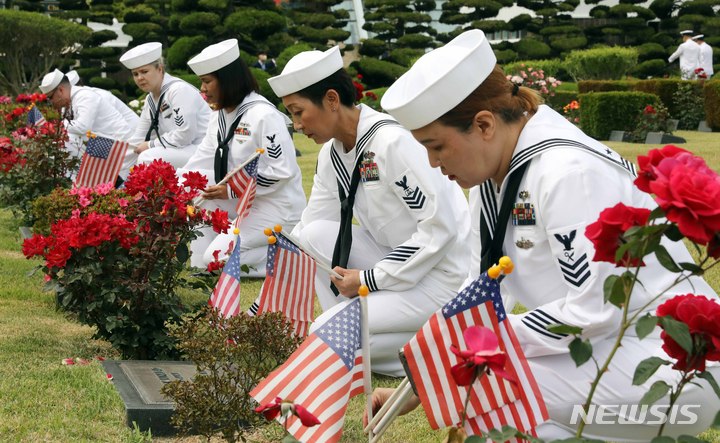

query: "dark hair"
(438, 65), (543, 131)
(213, 57), (259, 109)
(58, 76), (70, 88)
(294, 68), (356, 108)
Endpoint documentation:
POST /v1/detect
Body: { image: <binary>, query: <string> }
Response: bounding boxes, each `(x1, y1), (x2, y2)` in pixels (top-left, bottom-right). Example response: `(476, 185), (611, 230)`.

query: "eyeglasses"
(46, 88), (58, 101)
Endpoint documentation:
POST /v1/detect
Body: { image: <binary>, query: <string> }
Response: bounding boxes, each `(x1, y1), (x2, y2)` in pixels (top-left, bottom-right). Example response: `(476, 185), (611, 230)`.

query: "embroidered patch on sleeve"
(265, 134), (282, 159)
(393, 174), (426, 210)
(553, 229), (591, 288)
(173, 108), (184, 127)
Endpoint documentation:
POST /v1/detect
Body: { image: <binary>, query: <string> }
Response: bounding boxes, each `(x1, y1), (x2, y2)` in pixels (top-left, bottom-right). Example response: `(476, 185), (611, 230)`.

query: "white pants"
(301, 220), (460, 376)
(531, 333), (720, 441)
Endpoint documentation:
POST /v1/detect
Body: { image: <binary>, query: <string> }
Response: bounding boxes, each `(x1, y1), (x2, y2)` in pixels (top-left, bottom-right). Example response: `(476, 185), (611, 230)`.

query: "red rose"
(649, 152), (720, 245)
(585, 203), (651, 266)
(634, 145), (689, 193)
(656, 294), (720, 371)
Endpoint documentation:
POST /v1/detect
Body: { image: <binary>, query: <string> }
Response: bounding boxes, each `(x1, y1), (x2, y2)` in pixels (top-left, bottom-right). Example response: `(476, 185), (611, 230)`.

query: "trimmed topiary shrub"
(632, 59), (667, 79)
(514, 37), (552, 60)
(359, 38), (387, 57)
(632, 78), (684, 116)
(579, 91), (660, 140)
(276, 43), (314, 72)
(354, 57), (408, 88)
(179, 12), (220, 34)
(578, 80), (638, 93)
(704, 80), (720, 130)
(167, 36), (209, 70)
(546, 90), (579, 113)
(389, 47), (424, 67)
(88, 76), (118, 89)
(565, 46), (639, 81)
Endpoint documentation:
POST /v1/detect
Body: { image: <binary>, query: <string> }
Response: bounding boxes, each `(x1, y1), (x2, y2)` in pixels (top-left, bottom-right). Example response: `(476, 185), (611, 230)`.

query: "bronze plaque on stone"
(121, 361), (198, 405)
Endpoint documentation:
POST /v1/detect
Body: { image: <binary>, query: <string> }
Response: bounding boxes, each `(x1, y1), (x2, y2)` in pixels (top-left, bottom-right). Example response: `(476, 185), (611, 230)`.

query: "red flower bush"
(638, 147), (720, 245)
(585, 203), (652, 267)
(656, 294), (720, 371)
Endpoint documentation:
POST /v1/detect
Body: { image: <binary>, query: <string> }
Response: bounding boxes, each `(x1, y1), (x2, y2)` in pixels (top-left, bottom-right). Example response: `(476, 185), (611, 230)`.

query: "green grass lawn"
(1, 130), (719, 442)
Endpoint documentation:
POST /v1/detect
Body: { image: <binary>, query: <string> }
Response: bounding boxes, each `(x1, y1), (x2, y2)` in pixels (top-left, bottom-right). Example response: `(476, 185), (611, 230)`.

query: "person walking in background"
(265, 45), (471, 376)
(669, 30), (701, 79)
(252, 51), (276, 72)
(693, 34), (714, 78)
(181, 39), (305, 271)
(120, 42), (212, 171)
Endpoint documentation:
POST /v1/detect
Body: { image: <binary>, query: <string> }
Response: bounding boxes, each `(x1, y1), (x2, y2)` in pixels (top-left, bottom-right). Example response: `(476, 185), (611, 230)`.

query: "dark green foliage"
(224, 9), (287, 41)
(123, 22), (164, 42)
(649, 0), (674, 18)
(162, 308), (302, 442)
(251, 68), (278, 106)
(353, 57), (408, 88)
(545, 90), (579, 113)
(628, 101), (671, 142)
(88, 76), (118, 89)
(78, 46), (120, 59)
(198, 0), (229, 12)
(634, 78), (684, 116)
(167, 36), (209, 70)
(494, 49), (518, 64)
(636, 42), (666, 62)
(76, 67), (102, 79)
(179, 12), (221, 34)
(291, 25), (350, 45)
(514, 38), (553, 59)
(704, 80), (720, 130)
(360, 38), (389, 58)
(505, 58), (565, 78)
(123, 5), (156, 23)
(264, 32), (296, 58)
(89, 30), (118, 46)
(579, 91), (660, 139)
(578, 79), (638, 93)
(276, 43), (315, 72)
(671, 82), (705, 130)
(389, 47), (425, 67)
(395, 33), (434, 49)
(632, 59), (667, 79)
(472, 19), (510, 33)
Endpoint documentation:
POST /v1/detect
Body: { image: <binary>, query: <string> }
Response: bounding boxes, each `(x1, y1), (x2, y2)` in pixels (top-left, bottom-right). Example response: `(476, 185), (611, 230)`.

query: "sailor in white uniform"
(40, 69), (134, 179)
(669, 30), (701, 80)
(181, 39), (305, 272)
(693, 34), (714, 78)
(120, 42), (212, 173)
(267, 46), (471, 376)
(65, 70), (140, 130)
(379, 29), (720, 440)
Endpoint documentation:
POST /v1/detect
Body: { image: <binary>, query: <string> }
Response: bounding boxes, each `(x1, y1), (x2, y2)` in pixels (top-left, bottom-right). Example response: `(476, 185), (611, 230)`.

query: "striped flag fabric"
(250, 298), (365, 443)
(257, 232), (315, 337)
(402, 272), (548, 436)
(209, 234), (242, 317)
(74, 136), (127, 188)
(26, 106), (46, 126)
(227, 156), (258, 223)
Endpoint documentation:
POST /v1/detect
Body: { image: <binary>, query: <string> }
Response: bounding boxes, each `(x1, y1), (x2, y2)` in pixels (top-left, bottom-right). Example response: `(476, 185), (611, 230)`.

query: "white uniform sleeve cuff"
(227, 184), (237, 199)
(361, 269), (380, 292)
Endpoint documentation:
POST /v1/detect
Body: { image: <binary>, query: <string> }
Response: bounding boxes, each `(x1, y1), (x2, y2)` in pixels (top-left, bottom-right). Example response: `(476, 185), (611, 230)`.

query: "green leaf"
(635, 314), (658, 340)
(676, 436), (703, 443)
(281, 434), (301, 443)
(648, 206), (665, 221)
(547, 324), (583, 335)
(678, 262), (703, 274)
(569, 337), (592, 367)
(639, 380), (670, 405)
(603, 275), (626, 307)
(650, 437), (675, 443)
(713, 410), (720, 429)
(658, 316), (693, 353)
(632, 356), (669, 385)
(654, 244), (682, 273)
(664, 224), (683, 241)
(697, 371), (720, 399)
(176, 242), (189, 263)
(464, 437), (485, 443)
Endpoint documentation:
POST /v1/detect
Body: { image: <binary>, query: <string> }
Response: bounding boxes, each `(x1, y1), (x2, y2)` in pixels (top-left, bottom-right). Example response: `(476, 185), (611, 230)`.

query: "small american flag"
(74, 136), (127, 188)
(27, 106), (46, 126)
(403, 273), (548, 437)
(250, 298), (364, 443)
(228, 156), (258, 223)
(257, 232), (316, 337)
(209, 234), (242, 317)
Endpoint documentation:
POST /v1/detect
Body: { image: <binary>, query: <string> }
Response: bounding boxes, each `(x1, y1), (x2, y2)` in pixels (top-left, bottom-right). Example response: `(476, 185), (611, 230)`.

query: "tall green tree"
(286, 0), (350, 49)
(0, 10), (91, 95)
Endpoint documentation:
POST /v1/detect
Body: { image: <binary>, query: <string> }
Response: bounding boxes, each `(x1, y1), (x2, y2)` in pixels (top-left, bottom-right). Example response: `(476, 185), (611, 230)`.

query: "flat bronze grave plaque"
(103, 360), (198, 436)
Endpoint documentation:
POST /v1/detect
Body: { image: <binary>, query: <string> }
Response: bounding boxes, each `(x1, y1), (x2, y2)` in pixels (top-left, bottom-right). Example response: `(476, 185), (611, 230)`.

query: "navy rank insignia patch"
(553, 229), (591, 288)
(265, 134), (282, 159)
(173, 108), (184, 127)
(394, 174), (426, 210)
(360, 151), (379, 182)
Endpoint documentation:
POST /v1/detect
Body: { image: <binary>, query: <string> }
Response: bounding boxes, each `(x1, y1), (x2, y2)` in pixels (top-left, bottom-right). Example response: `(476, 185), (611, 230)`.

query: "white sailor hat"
(267, 46), (343, 98)
(680, 30), (694, 36)
(187, 39), (240, 76)
(39, 69), (65, 94)
(692, 34), (705, 40)
(120, 42), (163, 70)
(381, 29), (496, 130)
(66, 70), (80, 86)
